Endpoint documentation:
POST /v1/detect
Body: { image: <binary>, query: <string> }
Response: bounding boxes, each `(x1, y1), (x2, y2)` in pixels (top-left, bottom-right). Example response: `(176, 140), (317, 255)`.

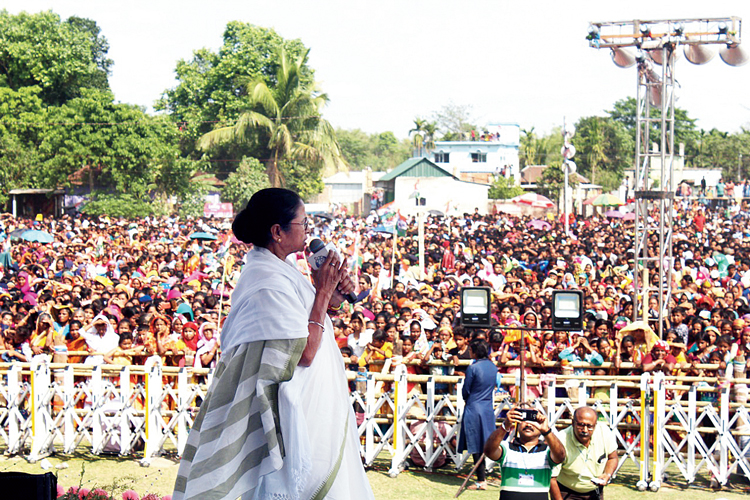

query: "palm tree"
(409, 118), (427, 157)
(197, 48), (344, 187)
(423, 121), (438, 153)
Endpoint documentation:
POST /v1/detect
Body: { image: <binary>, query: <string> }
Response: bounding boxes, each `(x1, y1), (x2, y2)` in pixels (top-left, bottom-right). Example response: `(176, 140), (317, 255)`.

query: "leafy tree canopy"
(572, 116), (633, 192)
(156, 22), (311, 159)
(336, 128), (410, 171)
(0, 10), (111, 105)
(222, 156), (270, 212)
(488, 175), (525, 200)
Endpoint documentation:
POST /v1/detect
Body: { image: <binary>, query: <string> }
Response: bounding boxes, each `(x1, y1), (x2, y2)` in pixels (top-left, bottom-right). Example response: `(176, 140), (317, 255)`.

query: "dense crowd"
(1, 195), (750, 403)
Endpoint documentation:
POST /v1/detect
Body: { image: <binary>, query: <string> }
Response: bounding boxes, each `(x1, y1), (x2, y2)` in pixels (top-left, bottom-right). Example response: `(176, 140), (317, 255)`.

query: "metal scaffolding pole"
(588, 16), (745, 337)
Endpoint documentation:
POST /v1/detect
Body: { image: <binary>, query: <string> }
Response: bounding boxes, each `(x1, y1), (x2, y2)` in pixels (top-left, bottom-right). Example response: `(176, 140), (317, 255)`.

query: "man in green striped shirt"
(484, 405), (566, 500)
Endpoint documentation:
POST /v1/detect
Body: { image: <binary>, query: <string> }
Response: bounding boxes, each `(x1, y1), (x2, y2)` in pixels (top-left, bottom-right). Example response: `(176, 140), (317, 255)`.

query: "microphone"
(307, 238), (359, 303)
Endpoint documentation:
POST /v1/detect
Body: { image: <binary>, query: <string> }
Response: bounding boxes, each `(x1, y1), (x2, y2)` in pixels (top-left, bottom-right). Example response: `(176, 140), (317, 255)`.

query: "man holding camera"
(484, 405), (566, 500)
(551, 406), (618, 500)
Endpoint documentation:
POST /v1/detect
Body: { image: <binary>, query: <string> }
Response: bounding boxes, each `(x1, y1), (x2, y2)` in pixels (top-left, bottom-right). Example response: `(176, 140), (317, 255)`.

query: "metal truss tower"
(588, 18), (745, 337)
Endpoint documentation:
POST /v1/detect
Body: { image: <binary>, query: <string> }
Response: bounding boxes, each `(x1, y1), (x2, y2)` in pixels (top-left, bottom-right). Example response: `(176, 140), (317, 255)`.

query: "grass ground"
(1, 452), (749, 499)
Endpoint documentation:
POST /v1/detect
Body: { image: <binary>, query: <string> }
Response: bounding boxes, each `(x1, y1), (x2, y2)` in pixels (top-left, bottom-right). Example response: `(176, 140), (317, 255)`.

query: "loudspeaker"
(0, 471), (57, 500)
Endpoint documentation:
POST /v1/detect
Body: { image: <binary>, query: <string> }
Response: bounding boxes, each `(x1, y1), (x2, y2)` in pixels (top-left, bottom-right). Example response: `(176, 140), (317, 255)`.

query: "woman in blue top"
(458, 338), (498, 490)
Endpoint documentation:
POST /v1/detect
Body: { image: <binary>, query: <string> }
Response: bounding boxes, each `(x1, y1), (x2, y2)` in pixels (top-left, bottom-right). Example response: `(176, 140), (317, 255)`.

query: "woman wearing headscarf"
(194, 322), (219, 369)
(82, 314), (120, 366)
(174, 188), (374, 500)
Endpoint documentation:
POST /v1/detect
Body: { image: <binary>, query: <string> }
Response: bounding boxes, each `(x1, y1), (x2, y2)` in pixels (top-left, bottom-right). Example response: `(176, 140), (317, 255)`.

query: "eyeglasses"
(288, 218), (309, 231)
(574, 422), (596, 430)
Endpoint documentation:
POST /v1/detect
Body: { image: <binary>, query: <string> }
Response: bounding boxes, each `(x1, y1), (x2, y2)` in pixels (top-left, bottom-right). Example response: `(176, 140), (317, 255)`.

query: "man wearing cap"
(551, 406), (618, 500)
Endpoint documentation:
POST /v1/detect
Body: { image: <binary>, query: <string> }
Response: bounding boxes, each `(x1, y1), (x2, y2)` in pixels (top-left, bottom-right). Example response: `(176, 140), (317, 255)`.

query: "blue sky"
(6, 1), (750, 138)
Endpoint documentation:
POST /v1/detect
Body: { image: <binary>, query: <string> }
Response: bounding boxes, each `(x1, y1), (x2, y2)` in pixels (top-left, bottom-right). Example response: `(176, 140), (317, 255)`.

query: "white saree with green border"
(173, 247), (374, 500)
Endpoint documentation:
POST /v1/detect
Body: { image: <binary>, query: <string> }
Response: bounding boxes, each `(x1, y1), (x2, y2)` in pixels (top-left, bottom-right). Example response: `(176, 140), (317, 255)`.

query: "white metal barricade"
(3, 355), (750, 492)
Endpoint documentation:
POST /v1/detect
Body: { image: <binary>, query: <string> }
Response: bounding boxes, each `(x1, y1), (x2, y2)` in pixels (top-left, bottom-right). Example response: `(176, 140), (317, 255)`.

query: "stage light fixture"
(718, 22), (728, 35)
(673, 23), (684, 36)
(640, 25), (652, 38)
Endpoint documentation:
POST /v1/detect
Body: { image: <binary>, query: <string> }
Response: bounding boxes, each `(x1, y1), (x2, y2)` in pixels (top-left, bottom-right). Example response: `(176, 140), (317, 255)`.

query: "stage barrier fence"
(1, 356), (749, 491)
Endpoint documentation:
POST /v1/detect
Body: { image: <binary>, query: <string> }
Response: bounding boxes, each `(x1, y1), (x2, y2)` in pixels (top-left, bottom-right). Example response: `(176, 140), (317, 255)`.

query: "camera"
(518, 409), (538, 421)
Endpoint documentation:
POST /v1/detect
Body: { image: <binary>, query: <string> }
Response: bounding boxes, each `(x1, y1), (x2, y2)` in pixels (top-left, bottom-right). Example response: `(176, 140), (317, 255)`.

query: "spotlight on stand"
(460, 287), (492, 328)
(551, 290), (584, 331)
(611, 47), (636, 68)
(720, 43), (750, 66)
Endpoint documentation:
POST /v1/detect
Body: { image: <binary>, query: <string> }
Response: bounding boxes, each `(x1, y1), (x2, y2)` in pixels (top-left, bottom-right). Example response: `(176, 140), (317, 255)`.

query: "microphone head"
(308, 238), (326, 253)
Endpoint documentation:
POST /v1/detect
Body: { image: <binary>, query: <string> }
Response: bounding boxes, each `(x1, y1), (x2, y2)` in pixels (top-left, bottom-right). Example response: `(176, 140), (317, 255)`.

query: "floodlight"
(673, 23), (684, 36)
(640, 25), (652, 38)
(718, 22), (728, 35)
(551, 290), (584, 331)
(720, 43), (749, 66)
(460, 287), (492, 328)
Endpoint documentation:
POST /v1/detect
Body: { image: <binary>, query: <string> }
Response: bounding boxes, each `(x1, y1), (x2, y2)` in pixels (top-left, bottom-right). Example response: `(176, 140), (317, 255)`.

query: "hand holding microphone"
(308, 238), (359, 303)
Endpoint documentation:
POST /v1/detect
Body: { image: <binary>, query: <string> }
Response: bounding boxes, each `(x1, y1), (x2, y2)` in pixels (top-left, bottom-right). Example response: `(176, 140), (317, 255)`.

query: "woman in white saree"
(173, 188), (374, 500)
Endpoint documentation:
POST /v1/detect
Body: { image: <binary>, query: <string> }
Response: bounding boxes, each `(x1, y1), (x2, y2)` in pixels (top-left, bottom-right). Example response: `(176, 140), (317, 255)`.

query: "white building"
(431, 123), (521, 183)
(375, 157), (489, 216)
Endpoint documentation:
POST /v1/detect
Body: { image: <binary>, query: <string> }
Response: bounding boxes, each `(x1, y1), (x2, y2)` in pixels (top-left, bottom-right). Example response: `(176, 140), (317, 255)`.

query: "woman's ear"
(269, 224), (282, 242)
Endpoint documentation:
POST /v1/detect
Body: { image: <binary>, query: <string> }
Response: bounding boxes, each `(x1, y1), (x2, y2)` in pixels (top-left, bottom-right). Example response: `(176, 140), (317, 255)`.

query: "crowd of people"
(0, 194), (749, 402)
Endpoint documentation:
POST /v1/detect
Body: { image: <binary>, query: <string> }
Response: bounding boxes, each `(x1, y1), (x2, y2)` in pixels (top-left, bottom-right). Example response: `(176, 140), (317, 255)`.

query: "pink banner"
(203, 202), (234, 218)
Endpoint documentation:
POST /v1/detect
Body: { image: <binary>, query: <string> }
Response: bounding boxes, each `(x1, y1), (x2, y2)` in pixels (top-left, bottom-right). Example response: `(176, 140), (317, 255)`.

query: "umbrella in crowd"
(604, 210), (624, 219)
(428, 209), (445, 217)
(527, 219), (551, 230)
(589, 193), (624, 206)
(314, 212), (335, 221)
(623, 212), (636, 221)
(20, 230), (54, 244)
(8, 228), (28, 241)
(189, 232), (217, 241)
(510, 193), (555, 209)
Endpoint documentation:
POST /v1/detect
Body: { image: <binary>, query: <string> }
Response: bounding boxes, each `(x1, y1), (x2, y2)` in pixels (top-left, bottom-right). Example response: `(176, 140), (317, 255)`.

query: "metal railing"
(1, 356), (748, 491)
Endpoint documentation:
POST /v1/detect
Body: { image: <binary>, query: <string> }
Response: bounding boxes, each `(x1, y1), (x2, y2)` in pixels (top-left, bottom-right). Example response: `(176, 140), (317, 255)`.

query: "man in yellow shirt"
(551, 406), (618, 500)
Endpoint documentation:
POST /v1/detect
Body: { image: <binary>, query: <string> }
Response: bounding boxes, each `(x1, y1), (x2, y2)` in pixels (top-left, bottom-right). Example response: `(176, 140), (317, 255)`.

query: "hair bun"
(232, 205), (256, 244)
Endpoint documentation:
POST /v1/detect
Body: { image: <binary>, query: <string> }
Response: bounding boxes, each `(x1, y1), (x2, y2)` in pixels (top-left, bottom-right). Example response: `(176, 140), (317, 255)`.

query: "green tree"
(692, 128), (750, 179)
(607, 97), (699, 162)
(336, 129), (410, 171)
(222, 156), (270, 211)
(0, 10), (111, 105)
(38, 89), (186, 197)
(423, 121), (438, 152)
(197, 48), (344, 188)
(573, 116), (633, 192)
(537, 163), (577, 202)
(156, 22), (312, 160)
(178, 179), (214, 218)
(488, 176), (525, 200)
(82, 193), (167, 218)
(0, 86), (46, 202)
(409, 118), (426, 157)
